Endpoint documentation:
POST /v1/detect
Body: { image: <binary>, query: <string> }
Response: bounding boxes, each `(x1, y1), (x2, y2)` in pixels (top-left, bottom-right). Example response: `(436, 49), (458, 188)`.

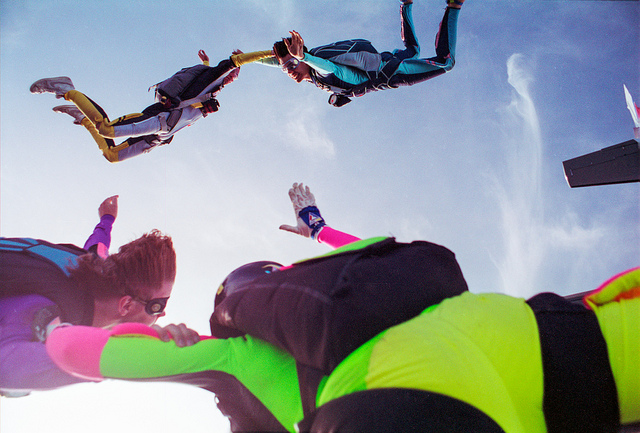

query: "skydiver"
(40, 182), (468, 431)
(29, 49), (271, 162)
(211, 182), (469, 373)
(264, 0), (465, 107)
(0, 195), (196, 397)
(41, 184), (640, 432)
(46, 266), (640, 433)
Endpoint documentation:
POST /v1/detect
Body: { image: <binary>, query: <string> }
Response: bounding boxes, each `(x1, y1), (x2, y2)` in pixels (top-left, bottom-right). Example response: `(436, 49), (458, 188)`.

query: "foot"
(447, 0), (464, 8)
(30, 76), (75, 99)
(53, 105), (85, 125)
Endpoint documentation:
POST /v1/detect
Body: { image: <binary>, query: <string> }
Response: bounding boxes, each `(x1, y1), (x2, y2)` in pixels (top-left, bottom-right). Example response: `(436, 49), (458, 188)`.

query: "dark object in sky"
(562, 139), (640, 188)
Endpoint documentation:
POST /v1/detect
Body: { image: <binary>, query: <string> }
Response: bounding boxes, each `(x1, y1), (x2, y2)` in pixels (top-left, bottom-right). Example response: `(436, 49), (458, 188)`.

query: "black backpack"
(210, 237), (468, 373)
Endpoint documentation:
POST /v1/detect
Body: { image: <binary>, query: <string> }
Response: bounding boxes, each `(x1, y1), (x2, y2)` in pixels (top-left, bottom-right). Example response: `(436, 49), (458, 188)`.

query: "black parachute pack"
(0, 237), (94, 325)
(152, 58), (236, 108)
(310, 39), (379, 67)
(210, 237), (468, 373)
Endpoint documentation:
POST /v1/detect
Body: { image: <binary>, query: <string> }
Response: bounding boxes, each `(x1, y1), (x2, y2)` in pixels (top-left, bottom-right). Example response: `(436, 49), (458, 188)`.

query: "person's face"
(125, 280), (174, 326)
(279, 54), (311, 83)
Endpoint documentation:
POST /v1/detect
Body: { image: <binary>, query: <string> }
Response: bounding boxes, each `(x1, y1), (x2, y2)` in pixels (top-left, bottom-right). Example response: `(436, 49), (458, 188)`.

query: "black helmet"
(214, 261), (282, 308)
(211, 261), (282, 338)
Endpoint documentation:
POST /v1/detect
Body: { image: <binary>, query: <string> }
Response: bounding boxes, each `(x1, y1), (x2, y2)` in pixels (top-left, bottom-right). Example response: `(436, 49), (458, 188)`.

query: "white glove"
(279, 182), (326, 240)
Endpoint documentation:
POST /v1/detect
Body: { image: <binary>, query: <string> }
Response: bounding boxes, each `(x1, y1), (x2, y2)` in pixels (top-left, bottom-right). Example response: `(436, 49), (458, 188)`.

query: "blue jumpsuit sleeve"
(302, 53), (369, 85)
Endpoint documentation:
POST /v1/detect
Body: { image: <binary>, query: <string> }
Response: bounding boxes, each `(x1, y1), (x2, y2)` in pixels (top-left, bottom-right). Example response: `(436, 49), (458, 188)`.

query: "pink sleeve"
(316, 226), (361, 249)
(45, 324), (165, 381)
(46, 326), (112, 381)
(109, 323), (161, 337)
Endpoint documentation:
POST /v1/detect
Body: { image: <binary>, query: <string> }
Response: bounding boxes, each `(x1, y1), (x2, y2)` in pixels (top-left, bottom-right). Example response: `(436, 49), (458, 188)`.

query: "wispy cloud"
(490, 53), (606, 297)
(284, 102), (336, 158)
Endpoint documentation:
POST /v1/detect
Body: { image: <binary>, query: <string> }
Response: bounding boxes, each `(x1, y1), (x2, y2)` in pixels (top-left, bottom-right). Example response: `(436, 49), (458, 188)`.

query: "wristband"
(298, 206), (326, 240)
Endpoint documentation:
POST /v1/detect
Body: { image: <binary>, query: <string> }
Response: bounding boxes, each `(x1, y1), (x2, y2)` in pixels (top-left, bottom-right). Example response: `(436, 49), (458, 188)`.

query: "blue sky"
(1, 1), (638, 432)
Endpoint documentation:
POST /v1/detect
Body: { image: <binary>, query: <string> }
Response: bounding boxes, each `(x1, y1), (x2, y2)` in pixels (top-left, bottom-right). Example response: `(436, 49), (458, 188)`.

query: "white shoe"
(30, 76), (75, 99)
(53, 105), (85, 125)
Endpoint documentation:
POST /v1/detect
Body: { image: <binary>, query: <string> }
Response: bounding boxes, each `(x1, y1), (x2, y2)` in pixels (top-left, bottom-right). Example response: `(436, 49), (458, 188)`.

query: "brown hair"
(69, 230), (176, 300)
(273, 38), (308, 59)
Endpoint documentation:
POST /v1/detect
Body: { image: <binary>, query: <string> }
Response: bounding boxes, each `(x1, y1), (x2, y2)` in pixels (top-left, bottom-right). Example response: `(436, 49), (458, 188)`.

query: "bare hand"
(152, 323), (200, 347)
(284, 30), (305, 60)
(198, 49), (209, 63)
(223, 67), (240, 86)
(98, 195), (118, 219)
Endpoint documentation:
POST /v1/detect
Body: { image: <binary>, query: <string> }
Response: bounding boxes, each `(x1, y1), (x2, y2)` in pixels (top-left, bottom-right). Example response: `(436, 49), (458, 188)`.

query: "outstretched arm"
(230, 50), (275, 67)
(83, 195), (118, 258)
(45, 323), (203, 381)
(279, 183), (360, 248)
(46, 323), (305, 431)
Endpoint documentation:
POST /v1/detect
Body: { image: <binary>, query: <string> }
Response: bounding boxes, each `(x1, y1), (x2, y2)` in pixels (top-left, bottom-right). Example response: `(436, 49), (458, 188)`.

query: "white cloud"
(490, 53), (608, 297)
(284, 102), (336, 158)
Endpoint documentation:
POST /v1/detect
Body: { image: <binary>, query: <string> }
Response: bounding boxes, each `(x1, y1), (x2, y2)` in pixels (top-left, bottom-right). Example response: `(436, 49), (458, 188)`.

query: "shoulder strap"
(526, 293), (619, 433)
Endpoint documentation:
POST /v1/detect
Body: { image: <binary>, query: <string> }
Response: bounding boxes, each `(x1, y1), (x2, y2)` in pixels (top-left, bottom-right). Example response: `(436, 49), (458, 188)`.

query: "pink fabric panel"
(46, 326), (111, 381)
(317, 226), (361, 249)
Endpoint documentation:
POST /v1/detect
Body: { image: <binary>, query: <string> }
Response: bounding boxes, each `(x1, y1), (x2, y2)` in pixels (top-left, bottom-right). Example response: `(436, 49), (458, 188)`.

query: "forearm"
(231, 50), (274, 67)
(46, 324), (305, 431)
(317, 226), (361, 249)
(83, 214), (115, 257)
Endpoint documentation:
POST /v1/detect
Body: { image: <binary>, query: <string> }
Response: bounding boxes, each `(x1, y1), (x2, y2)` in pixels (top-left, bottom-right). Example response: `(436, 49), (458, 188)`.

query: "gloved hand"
(279, 182), (326, 240)
(200, 98), (220, 116)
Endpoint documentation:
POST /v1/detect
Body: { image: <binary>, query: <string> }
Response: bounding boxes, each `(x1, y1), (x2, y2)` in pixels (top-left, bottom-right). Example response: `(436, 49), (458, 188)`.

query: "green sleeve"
(100, 334), (304, 431)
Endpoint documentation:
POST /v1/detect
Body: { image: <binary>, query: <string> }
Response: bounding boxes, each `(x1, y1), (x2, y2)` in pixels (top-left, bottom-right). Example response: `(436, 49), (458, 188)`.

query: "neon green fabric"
(586, 268), (640, 425)
(293, 236), (389, 264)
(99, 334), (303, 432)
(318, 292), (546, 433)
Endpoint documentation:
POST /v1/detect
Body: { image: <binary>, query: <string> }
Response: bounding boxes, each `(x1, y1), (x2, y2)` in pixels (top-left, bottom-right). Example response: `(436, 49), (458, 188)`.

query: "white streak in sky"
(284, 103), (336, 157)
(491, 54), (605, 297)
(491, 53), (544, 296)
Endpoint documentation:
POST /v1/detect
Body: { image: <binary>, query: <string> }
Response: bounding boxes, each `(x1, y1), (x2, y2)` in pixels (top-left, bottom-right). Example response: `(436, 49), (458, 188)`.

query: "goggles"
(132, 296), (169, 316)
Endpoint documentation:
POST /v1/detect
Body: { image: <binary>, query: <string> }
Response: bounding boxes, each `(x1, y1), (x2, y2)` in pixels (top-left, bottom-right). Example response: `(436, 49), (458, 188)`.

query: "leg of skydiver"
(63, 90), (162, 139)
(76, 119), (156, 163)
(387, 4), (462, 87)
(79, 118), (126, 163)
(396, 1), (419, 60)
(52, 104), (119, 162)
(53, 104), (149, 163)
(76, 115), (130, 163)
